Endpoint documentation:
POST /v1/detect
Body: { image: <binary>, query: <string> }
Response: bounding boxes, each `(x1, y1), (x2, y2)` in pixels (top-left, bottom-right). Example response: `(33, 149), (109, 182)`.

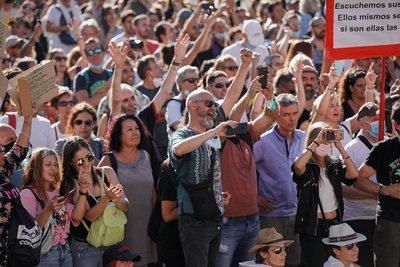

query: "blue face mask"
(369, 121), (386, 138)
(88, 61), (105, 70)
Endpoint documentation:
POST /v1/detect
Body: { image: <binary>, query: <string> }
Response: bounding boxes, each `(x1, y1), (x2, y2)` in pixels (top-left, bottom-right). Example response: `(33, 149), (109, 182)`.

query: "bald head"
(0, 124), (16, 145)
(186, 89), (213, 107)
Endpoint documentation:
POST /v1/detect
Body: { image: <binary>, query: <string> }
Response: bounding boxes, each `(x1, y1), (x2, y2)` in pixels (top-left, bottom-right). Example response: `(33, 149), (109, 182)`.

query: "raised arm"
(220, 48), (253, 116)
(229, 76), (261, 122)
(292, 59), (306, 120)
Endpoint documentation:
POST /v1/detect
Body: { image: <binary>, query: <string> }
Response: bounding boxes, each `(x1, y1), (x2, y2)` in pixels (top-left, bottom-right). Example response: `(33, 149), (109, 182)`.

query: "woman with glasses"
(239, 228), (294, 267)
(61, 136), (128, 267)
(292, 122), (358, 266)
(20, 148), (88, 267)
(49, 48), (72, 88)
(54, 102), (104, 162)
(322, 223), (366, 267)
(99, 114), (157, 266)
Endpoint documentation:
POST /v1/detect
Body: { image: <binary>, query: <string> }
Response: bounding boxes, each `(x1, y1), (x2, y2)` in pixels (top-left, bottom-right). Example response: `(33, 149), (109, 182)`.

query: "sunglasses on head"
(76, 154), (95, 167)
(224, 66), (238, 71)
(194, 99), (215, 108)
(344, 243), (359, 250)
(213, 82), (230, 89)
(54, 56), (67, 62)
(184, 78), (199, 84)
(58, 100), (74, 107)
(85, 47), (103, 56)
(74, 119), (93, 127)
(273, 246), (287, 255)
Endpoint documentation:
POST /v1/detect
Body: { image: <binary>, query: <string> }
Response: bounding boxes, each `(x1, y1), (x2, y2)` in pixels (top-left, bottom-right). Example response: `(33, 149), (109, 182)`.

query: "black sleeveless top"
(70, 169), (110, 241)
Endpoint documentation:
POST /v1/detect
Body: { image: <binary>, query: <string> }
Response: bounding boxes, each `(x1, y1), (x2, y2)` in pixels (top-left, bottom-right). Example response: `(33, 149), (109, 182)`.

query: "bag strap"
(28, 188), (45, 209)
(358, 135), (373, 150)
(8, 114), (16, 130)
(340, 123), (351, 136)
(54, 126), (58, 141)
(105, 152), (118, 174)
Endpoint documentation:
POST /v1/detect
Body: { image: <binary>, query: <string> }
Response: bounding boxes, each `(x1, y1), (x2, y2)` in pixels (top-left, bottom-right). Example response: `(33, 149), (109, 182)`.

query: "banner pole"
(379, 57), (387, 141)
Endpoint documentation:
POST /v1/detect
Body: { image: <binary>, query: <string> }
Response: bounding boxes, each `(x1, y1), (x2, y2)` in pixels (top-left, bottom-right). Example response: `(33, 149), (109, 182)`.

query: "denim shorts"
(37, 243), (72, 267)
(71, 239), (104, 267)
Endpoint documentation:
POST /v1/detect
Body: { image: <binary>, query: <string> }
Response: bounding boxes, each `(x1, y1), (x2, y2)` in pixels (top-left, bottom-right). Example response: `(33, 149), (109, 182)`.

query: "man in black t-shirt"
(356, 103), (400, 267)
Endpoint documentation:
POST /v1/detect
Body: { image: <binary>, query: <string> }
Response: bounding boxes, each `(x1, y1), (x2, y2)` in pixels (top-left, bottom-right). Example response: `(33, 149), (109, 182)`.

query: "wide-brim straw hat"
(249, 228), (294, 254)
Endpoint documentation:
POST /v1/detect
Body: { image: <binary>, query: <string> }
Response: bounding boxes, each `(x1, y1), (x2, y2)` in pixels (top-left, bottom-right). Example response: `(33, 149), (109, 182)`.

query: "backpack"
(5, 184), (42, 266)
(82, 168), (127, 248)
(54, 6), (77, 45)
(28, 188), (55, 255)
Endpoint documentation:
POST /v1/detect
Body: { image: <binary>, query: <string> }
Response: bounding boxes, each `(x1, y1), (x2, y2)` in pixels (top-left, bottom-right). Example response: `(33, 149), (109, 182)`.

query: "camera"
(324, 129), (344, 141)
(129, 38), (144, 50)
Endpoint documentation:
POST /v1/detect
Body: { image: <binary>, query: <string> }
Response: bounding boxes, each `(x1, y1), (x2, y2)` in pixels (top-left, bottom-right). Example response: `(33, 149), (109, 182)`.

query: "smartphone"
(129, 38), (144, 50)
(257, 66), (269, 89)
(61, 188), (76, 201)
(226, 123), (248, 136)
(325, 129), (344, 141)
(201, 3), (215, 15)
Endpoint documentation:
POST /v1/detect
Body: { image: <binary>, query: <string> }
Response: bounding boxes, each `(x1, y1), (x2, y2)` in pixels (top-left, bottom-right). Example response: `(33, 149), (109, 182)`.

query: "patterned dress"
(0, 145), (29, 266)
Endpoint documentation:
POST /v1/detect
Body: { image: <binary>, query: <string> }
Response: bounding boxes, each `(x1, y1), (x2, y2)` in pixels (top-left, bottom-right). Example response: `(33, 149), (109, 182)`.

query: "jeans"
(216, 214), (260, 267)
(178, 214), (222, 267)
(374, 218), (400, 267)
(346, 219), (375, 267)
(260, 215), (300, 266)
(71, 239), (104, 267)
(37, 244), (73, 267)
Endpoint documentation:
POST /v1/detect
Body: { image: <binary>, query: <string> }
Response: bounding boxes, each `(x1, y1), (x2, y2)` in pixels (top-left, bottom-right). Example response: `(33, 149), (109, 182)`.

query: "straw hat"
(249, 228), (294, 254)
(322, 223), (366, 247)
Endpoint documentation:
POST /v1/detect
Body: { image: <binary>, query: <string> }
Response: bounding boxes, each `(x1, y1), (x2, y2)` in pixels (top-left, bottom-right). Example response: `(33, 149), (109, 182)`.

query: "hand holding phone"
(60, 188), (76, 202)
(226, 123), (248, 136)
(257, 66), (269, 89)
(324, 129), (344, 141)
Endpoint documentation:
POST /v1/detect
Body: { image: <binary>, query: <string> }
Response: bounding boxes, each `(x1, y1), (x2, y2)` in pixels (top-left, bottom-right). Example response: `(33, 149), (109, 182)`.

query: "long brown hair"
(22, 148), (61, 201)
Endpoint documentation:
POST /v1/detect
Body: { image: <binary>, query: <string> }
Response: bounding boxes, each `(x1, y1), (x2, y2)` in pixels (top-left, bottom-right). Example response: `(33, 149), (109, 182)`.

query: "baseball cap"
(357, 102), (379, 120)
(243, 19), (264, 47)
(102, 244), (141, 266)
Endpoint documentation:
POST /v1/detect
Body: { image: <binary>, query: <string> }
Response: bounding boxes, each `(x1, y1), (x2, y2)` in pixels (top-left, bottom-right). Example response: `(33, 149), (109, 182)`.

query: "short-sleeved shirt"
(135, 83), (160, 101)
(365, 137), (400, 222)
(73, 68), (112, 97)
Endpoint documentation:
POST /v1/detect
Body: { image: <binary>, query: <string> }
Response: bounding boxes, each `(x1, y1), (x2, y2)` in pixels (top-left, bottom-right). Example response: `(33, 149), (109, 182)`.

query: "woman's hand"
(108, 42), (129, 68)
(365, 62), (377, 89)
(46, 197), (65, 213)
(103, 183), (124, 202)
(78, 168), (91, 193)
(327, 63), (340, 88)
(174, 33), (190, 63)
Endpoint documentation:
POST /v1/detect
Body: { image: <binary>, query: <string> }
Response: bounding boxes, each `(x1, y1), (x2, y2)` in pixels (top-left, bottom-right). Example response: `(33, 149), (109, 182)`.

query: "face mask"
(214, 32), (228, 41)
(368, 121), (386, 138)
(153, 77), (163, 88)
(3, 141), (15, 153)
(88, 61), (105, 70)
(315, 143), (332, 157)
(183, 89), (190, 97)
(206, 136), (221, 149)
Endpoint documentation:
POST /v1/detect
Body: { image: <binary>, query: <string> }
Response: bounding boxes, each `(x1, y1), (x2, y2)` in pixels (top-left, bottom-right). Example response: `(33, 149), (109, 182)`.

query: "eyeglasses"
(85, 48), (103, 56)
(54, 56), (67, 62)
(213, 82), (230, 89)
(273, 246), (287, 255)
(74, 119), (93, 127)
(194, 99), (215, 108)
(223, 66), (238, 71)
(184, 78), (199, 84)
(76, 154), (95, 167)
(58, 100), (74, 107)
(344, 243), (359, 250)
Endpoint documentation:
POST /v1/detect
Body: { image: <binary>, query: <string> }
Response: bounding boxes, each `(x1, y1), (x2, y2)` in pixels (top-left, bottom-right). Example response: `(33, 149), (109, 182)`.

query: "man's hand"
(365, 62), (377, 89)
(174, 33), (190, 63)
(108, 42), (128, 68)
(291, 59), (303, 80)
(258, 195), (274, 212)
(382, 184), (400, 199)
(240, 48), (253, 65)
(214, 120), (238, 137)
(247, 76), (262, 98)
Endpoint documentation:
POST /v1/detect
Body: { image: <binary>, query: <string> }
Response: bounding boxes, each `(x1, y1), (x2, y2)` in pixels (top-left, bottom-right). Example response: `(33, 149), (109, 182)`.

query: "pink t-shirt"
(20, 188), (75, 246)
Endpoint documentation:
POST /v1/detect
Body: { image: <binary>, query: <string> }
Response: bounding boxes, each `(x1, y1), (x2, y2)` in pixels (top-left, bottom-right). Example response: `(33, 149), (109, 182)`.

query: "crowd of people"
(0, 0), (400, 266)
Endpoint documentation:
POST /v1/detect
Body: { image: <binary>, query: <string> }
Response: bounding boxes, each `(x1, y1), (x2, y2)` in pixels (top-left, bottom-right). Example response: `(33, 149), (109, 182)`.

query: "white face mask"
(315, 143), (332, 157)
(152, 77), (163, 88)
(183, 89), (190, 97)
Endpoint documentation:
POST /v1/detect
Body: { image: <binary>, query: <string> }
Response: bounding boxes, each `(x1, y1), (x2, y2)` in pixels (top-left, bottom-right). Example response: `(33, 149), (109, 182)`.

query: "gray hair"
(276, 93), (299, 107)
(176, 66), (199, 84)
(79, 19), (100, 33)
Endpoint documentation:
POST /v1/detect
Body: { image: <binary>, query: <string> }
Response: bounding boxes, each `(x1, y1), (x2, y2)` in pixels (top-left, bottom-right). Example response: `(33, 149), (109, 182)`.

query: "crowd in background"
(0, 0), (400, 266)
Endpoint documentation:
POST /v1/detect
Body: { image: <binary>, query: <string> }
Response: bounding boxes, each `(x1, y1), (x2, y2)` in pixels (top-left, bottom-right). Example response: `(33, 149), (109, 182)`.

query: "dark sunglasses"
(85, 47), (103, 56)
(77, 154), (95, 167)
(344, 243), (359, 250)
(184, 78), (199, 84)
(273, 246), (287, 255)
(194, 99), (215, 108)
(54, 56), (67, 62)
(213, 82), (230, 89)
(74, 119), (93, 127)
(224, 66), (238, 71)
(58, 100), (74, 107)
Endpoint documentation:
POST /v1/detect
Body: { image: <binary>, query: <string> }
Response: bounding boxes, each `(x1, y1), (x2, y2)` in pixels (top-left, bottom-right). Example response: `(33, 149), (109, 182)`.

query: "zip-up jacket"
(291, 158), (357, 235)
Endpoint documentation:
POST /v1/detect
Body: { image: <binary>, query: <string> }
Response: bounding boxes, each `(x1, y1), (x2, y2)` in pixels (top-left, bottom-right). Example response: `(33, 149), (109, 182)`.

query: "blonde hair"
(299, 0), (320, 15)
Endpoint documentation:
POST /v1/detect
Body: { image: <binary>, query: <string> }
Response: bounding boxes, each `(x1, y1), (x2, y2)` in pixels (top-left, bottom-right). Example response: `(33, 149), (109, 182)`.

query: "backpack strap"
(340, 123), (351, 136)
(358, 135), (373, 150)
(8, 114), (16, 130)
(54, 126), (58, 141)
(105, 152), (118, 174)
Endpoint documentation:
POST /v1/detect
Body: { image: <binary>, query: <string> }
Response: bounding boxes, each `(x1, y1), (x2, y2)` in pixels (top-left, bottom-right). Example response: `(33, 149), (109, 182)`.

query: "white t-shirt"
(0, 113), (52, 149)
(48, 122), (67, 150)
(166, 95), (184, 128)
(318, 168), (338, 213)
(44, 3), (82, 53)
(239, 260), (270, 267)
(221, 42), (269, 66)
(343, 133), (377, 221)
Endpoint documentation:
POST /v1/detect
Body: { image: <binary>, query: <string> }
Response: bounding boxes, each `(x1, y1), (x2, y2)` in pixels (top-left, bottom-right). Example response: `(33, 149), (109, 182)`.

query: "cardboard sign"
(7, 60), (58, 115)
(326, 0), (400, 60)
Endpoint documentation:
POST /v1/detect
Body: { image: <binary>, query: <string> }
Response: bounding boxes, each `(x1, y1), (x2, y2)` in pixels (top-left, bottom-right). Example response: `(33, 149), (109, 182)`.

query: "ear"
(332, 247), (342, 257)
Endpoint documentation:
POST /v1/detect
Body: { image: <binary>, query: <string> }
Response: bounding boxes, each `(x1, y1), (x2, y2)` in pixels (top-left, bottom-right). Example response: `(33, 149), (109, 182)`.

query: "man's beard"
(305, 88), (316, 100)
(197, 107), (215, 129)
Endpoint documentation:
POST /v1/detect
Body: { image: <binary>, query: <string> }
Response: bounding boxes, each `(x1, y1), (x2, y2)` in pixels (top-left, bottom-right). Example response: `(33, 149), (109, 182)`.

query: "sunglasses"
(58, 100), (74, 107)
(74, 119), (93, 127)
(85, 48), (103, 56)
(213, 82), (230, 89)
(194, 99), (215, 108)
(344, 243), (359, 250)
(54, 56), (67, 62)
(224, 66), (238, 71)
(184, 78), (199, 84)
(273, 246), (287, 255)
(76, 154), (95, 167)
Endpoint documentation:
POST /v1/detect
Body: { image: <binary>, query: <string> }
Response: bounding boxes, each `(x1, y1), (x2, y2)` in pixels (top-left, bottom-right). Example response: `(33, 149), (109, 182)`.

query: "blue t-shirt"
(73, 68), (112, 97)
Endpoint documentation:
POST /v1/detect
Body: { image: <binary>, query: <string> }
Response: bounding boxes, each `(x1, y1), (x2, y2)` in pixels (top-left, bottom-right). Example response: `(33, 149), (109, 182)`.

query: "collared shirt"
(254, 124), (306, 217)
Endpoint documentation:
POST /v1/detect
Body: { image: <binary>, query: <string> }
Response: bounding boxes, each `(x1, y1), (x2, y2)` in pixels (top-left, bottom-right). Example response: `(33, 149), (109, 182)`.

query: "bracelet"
(172, 61), (181, 67)
(312, 140), (320, 147)
(23, 120), (31, 125)
(378, 184), (385, 197)
(306, 147), (314, 154)
(343, 155), (350, 160)
(79, 191), (88, 196)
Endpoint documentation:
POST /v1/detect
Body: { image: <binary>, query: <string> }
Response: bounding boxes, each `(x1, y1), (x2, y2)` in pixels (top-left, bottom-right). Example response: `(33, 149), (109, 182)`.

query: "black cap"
(102, 244), (141, 266)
